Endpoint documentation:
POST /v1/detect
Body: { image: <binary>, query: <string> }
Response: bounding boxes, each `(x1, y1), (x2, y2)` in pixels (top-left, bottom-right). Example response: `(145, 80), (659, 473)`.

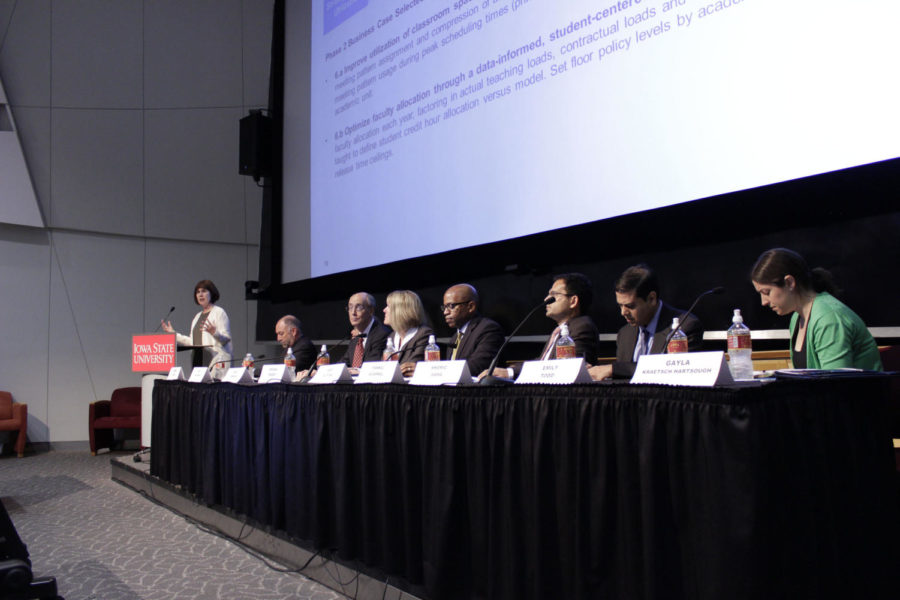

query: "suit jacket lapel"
(650, 305), (676, 354)
(650, 329), (669, 354)
(448, 317), (479, 359)
(459, 317), (479, 357)
(618, 324), (639, 362)
(447, 330), (462, 360)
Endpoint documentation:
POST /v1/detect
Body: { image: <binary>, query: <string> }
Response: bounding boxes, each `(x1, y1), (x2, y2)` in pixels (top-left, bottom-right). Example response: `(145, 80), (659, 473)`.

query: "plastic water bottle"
(383, 337), (397, 361)
(727, 309), (753, 380)
(284, 347), (296, 368)
(555, 323), (576, 359)
(667, 318), (688, 353)
(424, 335), (441, 361)
(316, 344), (330, 366)
(242, 353), (254, 369)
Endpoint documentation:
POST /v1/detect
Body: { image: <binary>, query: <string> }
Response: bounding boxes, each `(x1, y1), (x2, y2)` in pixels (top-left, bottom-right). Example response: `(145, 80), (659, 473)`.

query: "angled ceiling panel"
(0, 73), (44, 228)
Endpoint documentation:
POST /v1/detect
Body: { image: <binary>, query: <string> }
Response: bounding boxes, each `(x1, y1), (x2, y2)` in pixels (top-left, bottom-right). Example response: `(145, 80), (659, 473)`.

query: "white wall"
(0, 0), (275, 442)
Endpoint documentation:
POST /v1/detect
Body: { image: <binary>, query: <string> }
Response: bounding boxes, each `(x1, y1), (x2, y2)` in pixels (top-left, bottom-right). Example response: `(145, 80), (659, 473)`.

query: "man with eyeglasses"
(441, 283), (505, 375)
(485, 272), (600, 379)
(339, 292), (392, 369)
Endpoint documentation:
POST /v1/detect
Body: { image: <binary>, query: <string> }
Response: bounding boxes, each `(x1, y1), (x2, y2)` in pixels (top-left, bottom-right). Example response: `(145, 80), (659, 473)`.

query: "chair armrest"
(90, 400), (111, 421)
(12, 402), (26, 420)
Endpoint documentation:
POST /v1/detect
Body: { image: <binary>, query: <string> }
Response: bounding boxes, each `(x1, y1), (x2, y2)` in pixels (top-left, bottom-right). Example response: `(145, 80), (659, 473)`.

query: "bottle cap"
(732, 309), (743, 323)
(672, 317), (680, 328)
(428, 334), (436, 343)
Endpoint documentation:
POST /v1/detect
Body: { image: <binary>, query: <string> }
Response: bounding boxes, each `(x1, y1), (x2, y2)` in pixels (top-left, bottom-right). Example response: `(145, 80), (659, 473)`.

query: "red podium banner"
(132, 333), (176, 372)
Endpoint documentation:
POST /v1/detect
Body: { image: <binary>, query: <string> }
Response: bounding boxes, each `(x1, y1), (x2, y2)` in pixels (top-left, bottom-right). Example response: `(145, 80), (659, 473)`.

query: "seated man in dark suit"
(339, 292), (391, 370)
(589, 264), (704, 380)
(276, 315), (316, 373)
(441, 284), (504, 375)
(487, 272), (600, 378)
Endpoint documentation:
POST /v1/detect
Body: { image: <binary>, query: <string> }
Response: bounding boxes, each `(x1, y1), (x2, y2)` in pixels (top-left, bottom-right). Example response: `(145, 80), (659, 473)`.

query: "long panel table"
(151, 377), (899, 600)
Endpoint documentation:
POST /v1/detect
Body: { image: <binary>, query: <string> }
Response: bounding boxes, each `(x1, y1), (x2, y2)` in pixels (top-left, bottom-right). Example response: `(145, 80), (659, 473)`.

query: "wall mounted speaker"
(239, 111), (273, 181)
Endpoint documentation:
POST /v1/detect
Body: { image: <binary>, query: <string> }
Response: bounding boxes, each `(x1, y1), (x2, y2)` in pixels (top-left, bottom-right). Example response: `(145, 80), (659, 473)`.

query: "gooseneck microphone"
(480, 296), (556, 386)
(155, 306), (176, 332)
(298, 334), (354, 383)
(662, 286), (725, 352)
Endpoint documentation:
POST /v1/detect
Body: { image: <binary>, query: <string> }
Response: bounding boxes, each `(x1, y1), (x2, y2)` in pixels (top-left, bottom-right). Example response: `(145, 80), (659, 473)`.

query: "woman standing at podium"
(383, 290), (433, 377)
(161, 279), (233, 377)
(751, 248), (882, 370)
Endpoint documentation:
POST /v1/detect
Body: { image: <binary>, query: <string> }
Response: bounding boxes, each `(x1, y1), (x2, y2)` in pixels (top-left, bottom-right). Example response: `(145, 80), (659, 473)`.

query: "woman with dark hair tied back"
(750, 248), (882, 370)
(161, 279), (233, 377)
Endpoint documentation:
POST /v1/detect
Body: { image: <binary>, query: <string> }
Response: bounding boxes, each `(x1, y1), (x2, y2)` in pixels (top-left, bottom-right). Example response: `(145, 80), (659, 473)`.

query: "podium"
(131, 333), (177, 448)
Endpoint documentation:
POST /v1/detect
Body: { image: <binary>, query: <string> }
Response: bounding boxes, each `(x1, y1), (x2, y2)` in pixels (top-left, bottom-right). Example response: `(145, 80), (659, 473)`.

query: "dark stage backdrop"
(254, 156), (900, 358)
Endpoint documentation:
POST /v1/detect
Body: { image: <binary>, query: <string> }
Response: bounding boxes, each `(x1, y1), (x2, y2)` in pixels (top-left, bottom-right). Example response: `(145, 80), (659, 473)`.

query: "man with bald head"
(442, 283), (505, 375)
(339, 291), (391, 368)
(276, 315), (316, 372)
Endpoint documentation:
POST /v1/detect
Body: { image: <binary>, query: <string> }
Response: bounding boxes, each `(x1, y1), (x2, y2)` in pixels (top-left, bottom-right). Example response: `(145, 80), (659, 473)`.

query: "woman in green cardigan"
(750, 248), (882, 370)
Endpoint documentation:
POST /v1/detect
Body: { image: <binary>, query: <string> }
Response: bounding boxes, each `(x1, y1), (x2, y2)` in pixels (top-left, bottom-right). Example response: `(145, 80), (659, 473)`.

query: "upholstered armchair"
(0, 391), (27, 457)
(89, 387), (141, 455)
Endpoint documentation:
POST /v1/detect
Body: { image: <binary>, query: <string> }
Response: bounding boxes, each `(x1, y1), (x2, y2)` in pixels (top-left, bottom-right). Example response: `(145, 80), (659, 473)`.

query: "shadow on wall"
(0, 418), (48, 453)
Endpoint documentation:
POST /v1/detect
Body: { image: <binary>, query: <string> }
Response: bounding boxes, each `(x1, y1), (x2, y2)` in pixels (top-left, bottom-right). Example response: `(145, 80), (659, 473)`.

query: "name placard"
(132, 333), (176, 373)
(631, 351), (737, 387)
(222, 367), (254, 384)
(188, 366), (213, 383)
(309, 363), (354, 384)
(259, 364), (294, 384)
(355, 361), (405, 384)
(166, 366), (185, 381)
(409, 360), (472, 386)
(515, 358), (592, 384)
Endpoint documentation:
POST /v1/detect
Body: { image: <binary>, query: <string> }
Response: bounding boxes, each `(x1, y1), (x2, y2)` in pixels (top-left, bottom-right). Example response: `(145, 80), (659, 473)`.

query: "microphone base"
(479, 375), (514, 386)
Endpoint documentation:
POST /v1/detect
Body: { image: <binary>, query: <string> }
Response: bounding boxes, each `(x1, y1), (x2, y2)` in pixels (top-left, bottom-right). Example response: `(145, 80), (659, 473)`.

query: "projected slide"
(286, 0), (900, 281)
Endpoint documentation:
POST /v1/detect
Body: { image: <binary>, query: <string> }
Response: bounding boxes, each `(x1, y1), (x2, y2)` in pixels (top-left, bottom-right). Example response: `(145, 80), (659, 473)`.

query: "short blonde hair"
(386, 290), (428, 333)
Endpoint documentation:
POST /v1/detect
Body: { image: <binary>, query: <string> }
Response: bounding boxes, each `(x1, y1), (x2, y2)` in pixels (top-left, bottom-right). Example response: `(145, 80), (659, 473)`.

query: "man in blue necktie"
(589, 264), (704, 380)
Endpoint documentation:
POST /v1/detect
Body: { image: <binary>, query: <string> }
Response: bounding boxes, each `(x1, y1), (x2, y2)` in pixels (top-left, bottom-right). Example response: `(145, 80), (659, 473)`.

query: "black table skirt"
(151, 378), (899, 600)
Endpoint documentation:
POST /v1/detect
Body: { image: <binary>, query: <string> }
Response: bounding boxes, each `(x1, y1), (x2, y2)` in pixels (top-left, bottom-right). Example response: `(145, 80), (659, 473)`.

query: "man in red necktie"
(339, 292), (392, 370)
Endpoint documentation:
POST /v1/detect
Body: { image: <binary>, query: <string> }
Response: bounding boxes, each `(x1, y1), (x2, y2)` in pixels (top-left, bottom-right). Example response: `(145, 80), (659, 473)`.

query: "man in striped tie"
(485, 273), (601, 380)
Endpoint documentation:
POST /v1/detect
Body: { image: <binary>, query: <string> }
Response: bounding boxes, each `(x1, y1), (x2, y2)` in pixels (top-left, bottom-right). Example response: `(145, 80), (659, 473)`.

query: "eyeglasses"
(440, 301), (470, 312)
(546, 291), (571, 298)
(345, 304), (371, 313)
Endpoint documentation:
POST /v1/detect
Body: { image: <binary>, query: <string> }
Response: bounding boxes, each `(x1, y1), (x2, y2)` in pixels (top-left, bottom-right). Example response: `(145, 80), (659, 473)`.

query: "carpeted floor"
(0, 450), (346, 600)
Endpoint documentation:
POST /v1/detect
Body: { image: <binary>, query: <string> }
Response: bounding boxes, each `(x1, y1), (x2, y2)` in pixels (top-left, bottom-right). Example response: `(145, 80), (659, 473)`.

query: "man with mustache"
(589, 264), (703, 380)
